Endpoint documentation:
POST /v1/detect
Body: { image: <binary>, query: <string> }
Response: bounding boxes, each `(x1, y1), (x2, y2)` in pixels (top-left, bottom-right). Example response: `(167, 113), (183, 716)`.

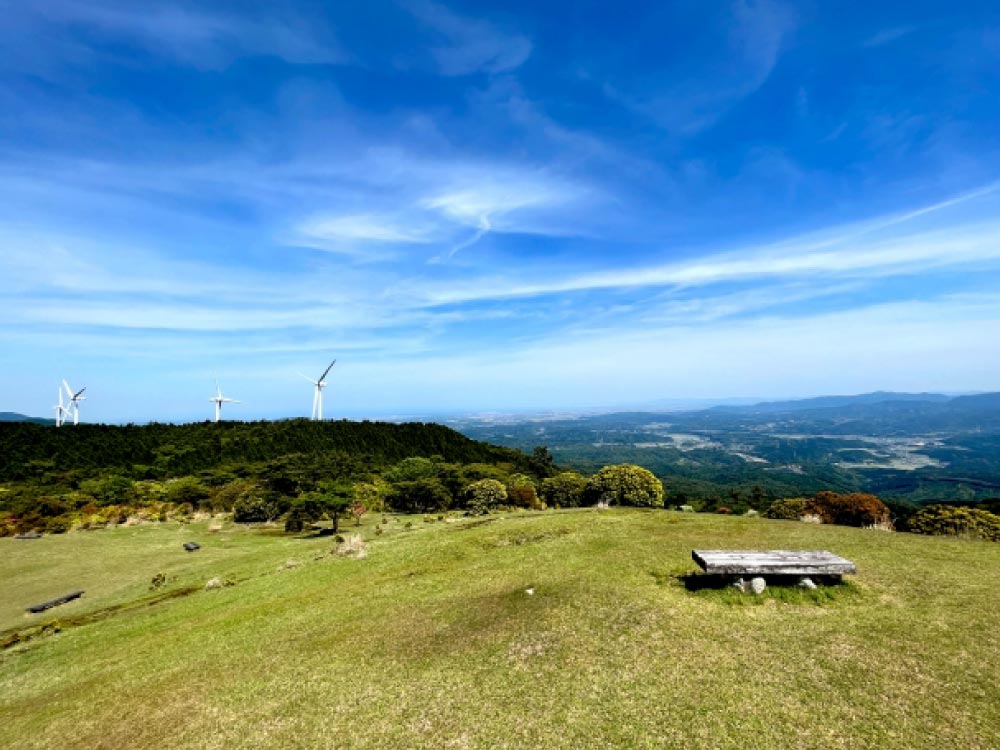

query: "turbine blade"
(298, 372), (318, 385)
(63, 380), (74, 399)
(319, 359), (336, 381)
(75, 387), (86, 398)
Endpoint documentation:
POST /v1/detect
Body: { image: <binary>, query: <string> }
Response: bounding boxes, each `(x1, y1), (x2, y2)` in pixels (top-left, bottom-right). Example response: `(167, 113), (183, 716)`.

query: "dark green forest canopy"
(0, 419), (537, 482)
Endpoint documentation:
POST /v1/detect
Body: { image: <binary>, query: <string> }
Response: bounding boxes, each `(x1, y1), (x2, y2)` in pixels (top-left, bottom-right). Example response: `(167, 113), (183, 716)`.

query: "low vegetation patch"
(908, 504), (1000, 541)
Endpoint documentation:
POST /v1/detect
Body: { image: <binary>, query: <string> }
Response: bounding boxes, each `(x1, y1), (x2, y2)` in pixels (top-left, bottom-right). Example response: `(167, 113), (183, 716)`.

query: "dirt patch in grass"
(489, 528), (572, 547)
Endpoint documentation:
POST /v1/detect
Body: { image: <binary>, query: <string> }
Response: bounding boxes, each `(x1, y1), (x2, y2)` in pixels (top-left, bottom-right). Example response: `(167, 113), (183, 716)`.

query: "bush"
(585, 465), (664, 508)
(506, 474), (543, 510)
(541, 472), (587, 508)
(387, 479), (452, 514)
(232, 492), (282, 523)
(765, 493), (890, 527)
(44, 515), (73, 534)
(909, 505), (1000, 542)
(79, 474), (134, 506)
(164, 476), (212, 509)
(466, 478), (507, 515)
(764, 498), (809, 520)
(811, 492), (890, 528)
(210, 479), (263, 512)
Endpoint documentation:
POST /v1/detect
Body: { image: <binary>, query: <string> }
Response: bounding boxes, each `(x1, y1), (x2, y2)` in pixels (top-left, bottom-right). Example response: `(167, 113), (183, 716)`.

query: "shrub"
(210, 479), (262, 512)
(909, 505), (1000, 542)
(79, 474), (134, 506)
(506, 474), (544, 510)
(540, 472), (587, 508)
(765, 493), (890, 527)
(284, 511), (306, 533)
(764, 498), (809, 520)
(811, 492), (890, 528)
(585, 465), (664, 508)
(164, 476), (212, 509)
(466, 478), (507, 515)
(44, 515), (73, 534)
(353, 482), (385, 514)
(232, 492), (282, 523)
(387, 479), (452, 514)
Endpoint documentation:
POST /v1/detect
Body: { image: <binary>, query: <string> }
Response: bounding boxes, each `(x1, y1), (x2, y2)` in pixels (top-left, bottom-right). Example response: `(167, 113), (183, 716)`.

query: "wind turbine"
(53, 386), (68, 427)
(300, 359), (335, 421)
(63, 380), (86, 425)
(209, 379), (240, 422)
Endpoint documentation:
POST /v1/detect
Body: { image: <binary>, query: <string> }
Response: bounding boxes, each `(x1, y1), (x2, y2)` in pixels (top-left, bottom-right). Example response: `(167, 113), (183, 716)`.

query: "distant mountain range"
(4, 391), (1000, 430)
(713, 391), (953, 413)
(0, 412), (53, 425)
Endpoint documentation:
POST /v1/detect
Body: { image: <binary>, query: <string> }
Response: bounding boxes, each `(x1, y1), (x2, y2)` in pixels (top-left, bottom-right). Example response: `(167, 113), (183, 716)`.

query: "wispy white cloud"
(416, 185), (1000, 304)
(294, 213), (435, 252)
(404, 0), (532, 75)
(3, 0), (345, 72)
(282, 157), (597, 261)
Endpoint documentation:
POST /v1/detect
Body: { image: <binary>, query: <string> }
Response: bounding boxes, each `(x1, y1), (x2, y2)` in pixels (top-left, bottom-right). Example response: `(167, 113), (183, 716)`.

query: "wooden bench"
(692, 549), (856, 577)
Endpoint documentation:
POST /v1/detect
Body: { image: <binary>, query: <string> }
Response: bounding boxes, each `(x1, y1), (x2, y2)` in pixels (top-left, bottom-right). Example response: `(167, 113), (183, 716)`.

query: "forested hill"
(0, 419), (536, 481)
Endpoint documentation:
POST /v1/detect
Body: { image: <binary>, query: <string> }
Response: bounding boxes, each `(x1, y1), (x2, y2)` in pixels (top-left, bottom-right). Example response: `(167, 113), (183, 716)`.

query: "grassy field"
(2, 510), (999, 749)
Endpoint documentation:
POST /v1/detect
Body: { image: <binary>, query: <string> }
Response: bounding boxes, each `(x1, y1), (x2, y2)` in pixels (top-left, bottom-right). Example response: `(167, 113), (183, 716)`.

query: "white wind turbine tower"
(209, 379), (240, 423)
(53, 386), (68, 427)
(301, 359), (336, 421)
(62, 380), (86, 425)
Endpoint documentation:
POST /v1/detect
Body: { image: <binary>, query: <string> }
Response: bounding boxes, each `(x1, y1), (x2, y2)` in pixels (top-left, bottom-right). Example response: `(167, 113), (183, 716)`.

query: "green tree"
(353, 481), (385, 514)
(232, 488), (283, 523)
(586, 464), (664, 508)
(79, 474), (134, 506)
(529, 446), (556, 476)
(541, 472), (588, 508)
(385, 457), (437, 483)
(164, 476), (211, 509)
(387, 478), (452, 514)
(466, 478), (507, 515)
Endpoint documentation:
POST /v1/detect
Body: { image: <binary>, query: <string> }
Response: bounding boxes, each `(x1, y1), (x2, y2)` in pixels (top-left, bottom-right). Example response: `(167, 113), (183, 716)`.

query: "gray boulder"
(749, 577), (767, 595)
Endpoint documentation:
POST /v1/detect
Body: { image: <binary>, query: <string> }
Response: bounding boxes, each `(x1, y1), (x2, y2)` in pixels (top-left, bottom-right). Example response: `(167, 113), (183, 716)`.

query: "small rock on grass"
(799, 577), (817, 590)
(750, 577), (767, 595)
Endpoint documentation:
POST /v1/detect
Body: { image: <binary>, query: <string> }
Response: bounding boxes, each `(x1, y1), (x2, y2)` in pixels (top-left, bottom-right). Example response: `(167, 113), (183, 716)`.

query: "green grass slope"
(2, 511), (999, 750)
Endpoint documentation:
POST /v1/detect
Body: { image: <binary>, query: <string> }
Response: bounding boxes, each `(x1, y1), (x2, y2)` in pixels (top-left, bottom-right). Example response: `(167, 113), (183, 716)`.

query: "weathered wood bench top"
(692, 550), (856, 576)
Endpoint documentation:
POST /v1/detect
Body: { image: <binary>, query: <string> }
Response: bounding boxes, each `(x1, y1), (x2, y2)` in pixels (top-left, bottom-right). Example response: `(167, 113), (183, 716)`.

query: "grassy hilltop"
(2, 509), (999, 750)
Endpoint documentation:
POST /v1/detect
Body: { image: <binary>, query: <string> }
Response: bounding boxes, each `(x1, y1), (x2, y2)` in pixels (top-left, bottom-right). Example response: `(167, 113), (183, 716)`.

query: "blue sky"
(2, 0), (1000, 422)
